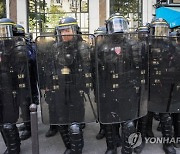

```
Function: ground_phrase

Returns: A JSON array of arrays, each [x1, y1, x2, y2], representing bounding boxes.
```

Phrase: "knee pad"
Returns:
[[2, 123, 15, 131], [123, 121, 134, 129], [160, 114, 172, 123], [122, 121, 135, 134], [69, 123, 80, 134], [59, 125, 68, 132]]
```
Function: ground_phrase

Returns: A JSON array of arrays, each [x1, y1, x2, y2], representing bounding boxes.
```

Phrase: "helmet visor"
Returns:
[[107, 18, 128, 34], [56, 25, 77, 35], [0, 25, 13, 37]]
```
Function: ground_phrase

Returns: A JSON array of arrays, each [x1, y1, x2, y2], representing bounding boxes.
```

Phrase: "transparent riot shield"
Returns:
[[0, 37, 32, 125], [148, 36, 180, 113], [36, 34, 97, 125], [96, 33, 148, 124]]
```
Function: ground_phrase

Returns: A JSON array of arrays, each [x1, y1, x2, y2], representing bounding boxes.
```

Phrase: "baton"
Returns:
[[86, 93, 97, 119]]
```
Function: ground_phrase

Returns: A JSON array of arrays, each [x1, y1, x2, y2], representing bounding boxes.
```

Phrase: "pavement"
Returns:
[[1, 110, 180, 154]]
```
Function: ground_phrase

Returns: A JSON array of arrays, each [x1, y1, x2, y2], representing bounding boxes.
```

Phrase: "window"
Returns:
[[0, 0, 6, 18], [28, 0, 89, 37], [110, 0, 142, 31], [56, 0, 61, 3], [172, 0, 180, 4]]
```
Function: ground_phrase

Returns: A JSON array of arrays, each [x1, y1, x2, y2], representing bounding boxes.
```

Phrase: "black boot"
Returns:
[[2, 123, 21, 154], [96, 123, 105, 140], [80, 123, 86, 129], [69, 123, 84, 154], [163, 144, 176, 154], [121, 121, 135, 154], [59, 125, 71, 154], [134, 116, 147, 154], [20, 122, 31, 140], [45, 125, 58, 137], [157, 122, 162, 132], [160, 113, 176, 154], [104, 124, 117, 154], [172, 113, 180, 148], [115, 124, 121, 147], [146, 112, 154, 137], [153, 112, 160, 121], [18, 124, 26, 131]]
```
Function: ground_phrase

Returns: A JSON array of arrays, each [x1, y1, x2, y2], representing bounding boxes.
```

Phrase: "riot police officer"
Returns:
[[134, 24, 155, 154], [14, 24, 39, 140], [96, 13, 147, 154], [148, 18, 177, 154], [171, 30, 180, 148], [94, 26, 106, 140], [94, 26, 106, 42], [0, 18, 21, 154], [45, 125, 58, 137], [36, 16, 94, 154], [58, 17, 91, 154], [56, 16, 93, 154]]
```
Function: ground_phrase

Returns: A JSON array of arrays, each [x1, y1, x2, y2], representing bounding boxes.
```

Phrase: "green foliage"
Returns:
[[48, 5, 62, 13], [0, 1, 5, 18], [29, 0, 47, 31], [46, 5, 65, 29], [112, 0, 139, 15], [110, 0, 142, 27], [81, 0, 88, 12], [28, 0, 66, 32]]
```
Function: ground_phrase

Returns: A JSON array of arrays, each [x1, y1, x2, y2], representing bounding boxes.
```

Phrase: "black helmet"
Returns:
[[150, 18, 169, 36], [106, 13, 129, 34], [15, 24, 25, 36], [0, 18, 16, 37], [0, 18, 15, 25], [56, 16, 80, 35], [25, 33, 33, 42], [94, 26, 106, 36], [177, 30, 180, 42], [137, 24, 150, 38], [137, 23, 150, 33]]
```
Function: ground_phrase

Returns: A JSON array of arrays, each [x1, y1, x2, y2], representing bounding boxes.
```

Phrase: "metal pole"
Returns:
[[3, 0, 6, 17], [26, 0, 29, 33], [75, 0, 77, 19], [35, 0, 38, 37], [30, 104, 39, 154]]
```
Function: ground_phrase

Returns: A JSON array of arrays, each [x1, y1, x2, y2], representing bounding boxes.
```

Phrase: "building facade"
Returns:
[[6, 0, 171, 36]]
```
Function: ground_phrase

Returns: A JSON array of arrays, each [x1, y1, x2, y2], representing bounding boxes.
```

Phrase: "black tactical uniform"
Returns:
[[172, 31, 180, 148], [0, 18, 29, 154], [14, 24, 39, 140], [58, 17, 93, 154], [148, 18, 177, 154], [36, 17, 95, 154], [96, 13, 148, 154]]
